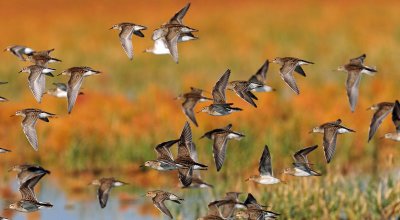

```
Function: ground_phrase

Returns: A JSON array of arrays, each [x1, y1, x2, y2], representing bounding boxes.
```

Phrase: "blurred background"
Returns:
[[0, 0, 400, 219]]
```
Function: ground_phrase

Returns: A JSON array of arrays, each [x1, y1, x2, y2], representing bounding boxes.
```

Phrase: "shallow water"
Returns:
[[2, 180, 159, 220]]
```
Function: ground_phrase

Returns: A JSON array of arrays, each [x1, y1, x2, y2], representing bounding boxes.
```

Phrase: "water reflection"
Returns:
[[1, 178, 159, 220]]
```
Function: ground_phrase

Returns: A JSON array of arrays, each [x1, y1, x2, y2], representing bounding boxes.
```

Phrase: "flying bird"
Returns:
[[19, 65, 55, 103], [8, 164, 50, 186], [272, 57, 313, 95], [8, 166, 52, 212], [336, 54, 377, 112], [200, 124, 244, 171], [145, 3, 198, 63], [110, 22, 147, 60], [248, 60, 274, 92], [90, 177, 127, 208], [11, 109, 56, 151], [367, 102, 394, 142], [59, 66, 101, 113], [200, 69, 242, 116], [310, 119, 355, 163], [142, 139, 181, 171], [246, 145, 280, 184], [175, 122, 207, 187], [145, 190, 183, 219], [4, 45, 34, 61], [283, 145, 321, 177], [176, 87, 213, 126]]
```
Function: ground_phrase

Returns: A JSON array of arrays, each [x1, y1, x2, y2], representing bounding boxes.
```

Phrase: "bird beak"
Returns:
[[9, 114, 15, 117], [379, 136, 385, 139], [196, 110, 202, 113], [7, 168, 13, 172], [18, 70, 22, 73], [57, 73, 62, 76], [308, 130, 313, 134], [366, 107, 372, 110], [245, 178, 250, 182], [139, 165, 145, 168]]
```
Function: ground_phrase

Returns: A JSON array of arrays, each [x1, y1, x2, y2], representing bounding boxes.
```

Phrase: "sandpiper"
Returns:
[[8, 164, 50, 186], [248, 60, 274, 92], [201, 124, 244, 172], [241, 193, 280, 219], [200, 69, 242, 116], [243, 193, 268, 210], [310, 119, 355, 163], [146, 24, 198, 63], [181, 143, 213, 188], [177, 87, 212, 127], [0, 148, 11, 153], [0, 81, 8, 101], [227, 80, 261, 107], [219, 192, 245, 219], [246, 145, 280, 185], [59, 66, 101, 113], [19, 65, 55, 103], [272, 57, 313, 95], [4, 45, 34, 61], [11, 108, 56, 151], [45, 82, 84, 98], [90, 177, 127, 208], [26, 53, 61, 67], [283, 145, 321, 177], [142, 139, 181, 171], [198, 200, 239, 220], [9, 167, 52, 212], [110, 22, 147, 60], [145, 190, 183, 219], [175, 122, 207, 187], [367, 102, 394, 142], [384, 100, 400, 141], [337, 54, 377, 112]]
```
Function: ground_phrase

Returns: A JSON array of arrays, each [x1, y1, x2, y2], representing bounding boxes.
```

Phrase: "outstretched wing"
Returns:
[[346, 71, 362, 112], [258, 145, 273, 176], [169, 3, 191, 25], [119, 26, 134, 60], [22, 114, 39, 151], [212, 69, 230, 104], [67, 73, 84, 113]]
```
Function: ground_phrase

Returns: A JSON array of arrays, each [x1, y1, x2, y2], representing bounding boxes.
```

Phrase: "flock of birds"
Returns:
[[0, 2, 399, 220]]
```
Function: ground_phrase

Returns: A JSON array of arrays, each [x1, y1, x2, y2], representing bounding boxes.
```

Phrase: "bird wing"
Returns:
[[153, 197, 173, 219], [182, 97, 199, 126], [155, 139, 179, 161], [280, 63, 300, 94], [236, 89, 257, 107], [19, 173, 46, 201], [368, 104, 393, 141], [323, 127, 339, 163], [165, 28, 180, 63], [178, 166, 193, 187], [67, 73, 84, 113], [176, 122, 194, 162], [258, 145, 273, 176], [213, 133, 229, 171], [27, 68, 44, 103], [169, 3, 190, 24], [293, 145, 318, 165], [22, 114, 39, 151], [119, 25, 134, 60], [98, 182, 112, 208], [349, 54, 366, 65], [249, 60, 269, 84], [212, 69, 230, 104], [393, 100, 400, 133], [346, 70, 362, 112]]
